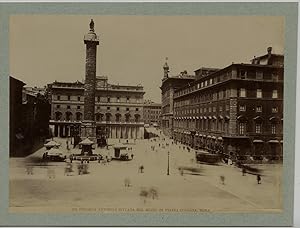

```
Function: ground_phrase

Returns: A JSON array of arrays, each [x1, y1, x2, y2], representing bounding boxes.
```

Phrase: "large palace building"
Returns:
[[172, 47, 283, 160], [47, 76, 145, 140]]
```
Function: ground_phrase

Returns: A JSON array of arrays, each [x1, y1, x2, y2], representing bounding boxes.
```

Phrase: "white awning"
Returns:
[[253, 139, 264, 143], [79, 138, 94, 145], [44, 140, 60, 147], [268, 139, 279, 143]]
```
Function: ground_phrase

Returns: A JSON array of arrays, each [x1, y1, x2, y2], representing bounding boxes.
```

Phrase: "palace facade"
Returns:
[[47, 76, 145, 140], [172, 47, 283, 159]]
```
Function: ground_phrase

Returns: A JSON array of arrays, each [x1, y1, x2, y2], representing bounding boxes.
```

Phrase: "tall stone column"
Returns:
[[81, 19, 99, 141]]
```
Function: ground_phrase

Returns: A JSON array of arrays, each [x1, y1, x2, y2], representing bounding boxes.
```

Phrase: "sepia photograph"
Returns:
[[9, 14, 285, 215]]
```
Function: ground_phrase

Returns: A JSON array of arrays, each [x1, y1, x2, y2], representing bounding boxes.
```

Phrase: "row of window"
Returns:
[[55, 105, 140, 112], [239, 105, 278, 113], [239, 70, 279, 81], [238, 88, 278, 98], [174, 89, 280, 109], [239, 123, 277, 135], [54, 111, 141, 122], [175, 105, 278, 115], [55, 95, 142, 103], [176, 73, 231, 97], [174, 120, 278, 135], [175, 70, 280, 97]]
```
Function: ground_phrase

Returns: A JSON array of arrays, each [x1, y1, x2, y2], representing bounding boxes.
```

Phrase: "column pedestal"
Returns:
[[80, 120, 97, 143]]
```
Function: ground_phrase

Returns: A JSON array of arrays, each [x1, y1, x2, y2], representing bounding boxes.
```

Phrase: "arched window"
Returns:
[[125, 113, 131, 122], [55, 112, 62, 121], [134, 114, 140, 122], [115, 113, 121, 122], [95, 113, 103, 122], [66, 111, 73, 121], [76, 112, 82, 121], [106, 113, 112, 122]]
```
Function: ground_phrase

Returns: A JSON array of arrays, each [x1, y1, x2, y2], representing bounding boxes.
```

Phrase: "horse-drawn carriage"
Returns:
[[195, 151, 221, 164]]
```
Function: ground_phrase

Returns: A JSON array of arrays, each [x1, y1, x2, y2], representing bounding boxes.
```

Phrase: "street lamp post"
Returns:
[[167, 151, 170, 175]]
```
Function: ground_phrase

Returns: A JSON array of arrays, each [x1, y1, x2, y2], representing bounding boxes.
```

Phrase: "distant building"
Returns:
[[160, 60, 195, 137], [10, 77, 51, 157], [143, 100, 161, 126], [47, 76, 145, 140], [173, 47, 283, 160]]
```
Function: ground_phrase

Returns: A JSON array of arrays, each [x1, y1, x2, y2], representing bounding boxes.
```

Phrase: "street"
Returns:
[[9, 129, 282, 213]]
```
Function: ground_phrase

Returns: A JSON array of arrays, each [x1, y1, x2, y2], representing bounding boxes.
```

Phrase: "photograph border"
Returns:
[[0, 2, 297, 226]]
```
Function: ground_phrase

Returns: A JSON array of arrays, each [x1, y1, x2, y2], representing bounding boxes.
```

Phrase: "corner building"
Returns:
[[160, 60, 195, 137], [48, 76, 145, 140], [173, 48, 283, 160]]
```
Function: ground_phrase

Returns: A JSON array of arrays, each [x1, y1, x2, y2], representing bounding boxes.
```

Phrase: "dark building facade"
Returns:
[[10, 77, 51, 157], [143, 100, 161, 126], [160, 60, 195, 137], [173, 47, 283, 160], [10, 77, 25, 156]]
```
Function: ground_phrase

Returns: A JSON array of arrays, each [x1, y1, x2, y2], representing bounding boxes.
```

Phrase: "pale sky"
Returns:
[[10, 15, 284, 103]]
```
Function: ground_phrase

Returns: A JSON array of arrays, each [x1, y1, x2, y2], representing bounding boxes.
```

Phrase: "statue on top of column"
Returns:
[[89, 19, 94, 32]]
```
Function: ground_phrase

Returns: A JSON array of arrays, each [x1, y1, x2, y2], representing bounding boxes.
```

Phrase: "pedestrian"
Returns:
[[220, 175, 225, 185], [78, 164, 83, 175], [124, 178, 131, 187], [242, 167, 246, 176], [26, 165, 33, 175], [131, 154, 134, 160], [65, 162, 73, 176], [257, 174, 261, 184], [179, 168, 184, 176]]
